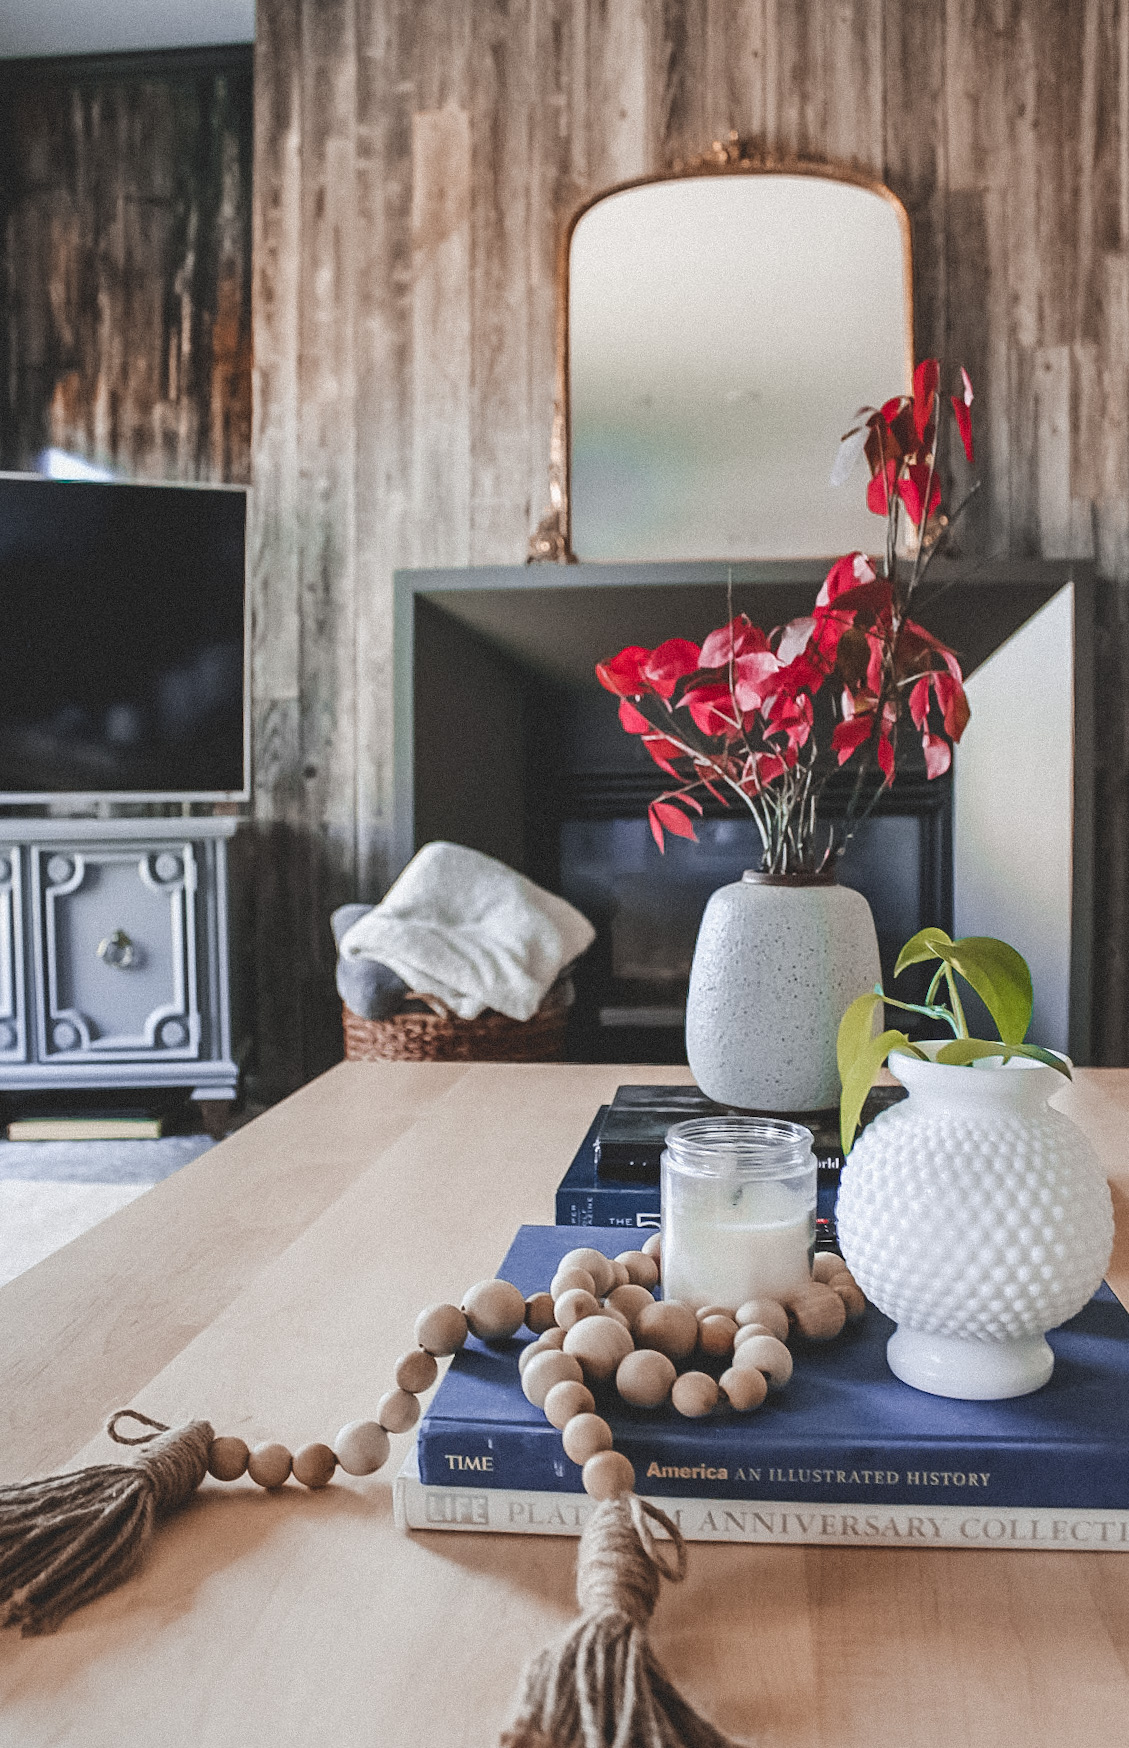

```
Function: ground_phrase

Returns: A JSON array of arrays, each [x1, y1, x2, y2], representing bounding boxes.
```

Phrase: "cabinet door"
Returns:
[[31, 844, 201, 1061], [0, 847, 26, 1061]]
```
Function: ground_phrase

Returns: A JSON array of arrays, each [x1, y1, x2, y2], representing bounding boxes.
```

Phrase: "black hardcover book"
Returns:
[[592, 1082, 907, 1183]]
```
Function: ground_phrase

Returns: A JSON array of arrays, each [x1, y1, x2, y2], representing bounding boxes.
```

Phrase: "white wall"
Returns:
[[0, 0, 254, 57], [953, 585, 1074, 1053]]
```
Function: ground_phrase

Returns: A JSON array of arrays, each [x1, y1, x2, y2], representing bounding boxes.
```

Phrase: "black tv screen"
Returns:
[[0, 475, 247, 800]]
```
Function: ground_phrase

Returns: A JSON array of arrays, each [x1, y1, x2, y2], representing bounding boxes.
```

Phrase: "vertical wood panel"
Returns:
[[0, 53, 252, 481], [469, 0, 534, 564], [410, 105, 472, 565], [586, 0, 650, 185], [704, 0, 768, 143], [353, 0, 415, 902]]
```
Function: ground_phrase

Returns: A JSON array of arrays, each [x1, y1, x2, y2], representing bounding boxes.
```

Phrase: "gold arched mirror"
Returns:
[[532, 154, 913, 563]]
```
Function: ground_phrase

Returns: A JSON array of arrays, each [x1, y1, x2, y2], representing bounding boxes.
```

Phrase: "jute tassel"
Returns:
[[500, 1493, 743, 1748], [0, 1411, 213, 1636]]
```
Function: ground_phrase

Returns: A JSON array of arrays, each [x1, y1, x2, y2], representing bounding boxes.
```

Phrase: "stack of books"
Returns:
[[553, 1084, 905, 1239], [396, 1224, 1129, 1550]]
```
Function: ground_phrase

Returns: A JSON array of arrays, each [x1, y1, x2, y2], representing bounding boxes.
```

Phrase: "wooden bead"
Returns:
[[247, 1442, 292, 1489], [550, 1267, 597, 1300], [524, 1292, 557, 1334], [554, 1287, 602, 1330], [521, 1349, 584, 1408], [599, 1304, 632, 1331], [543, 1379, 596, 1429], [697, 1314, 739, 1358], [615, 1348, 676, 1408], [563, 1315, 634, 1382], [734, 1297, 790, 1342], [581, 1450, 636, 1500], [719, 1366, 769, 1412], [732, 1333, 793, 1389], [830, 1275, 867, 1320], [334, 1420, 391, 1476], [633, 1299, 698, 1362], [377, 1388, 421, 1434], [641, 1232, 662, 1261], [291, 1442, 337, 1489], [394, 1349, 439, 1394], [733, 1321, 776, 1350], [462, 1278, 527, 1342], [562, 1412, 614, 1465], [415, 1303, 469, 1356], [695, 1303, 735, 1321], [518, 1329, 565, 1374], [671, 1371, 719, 1418], [558, 1247, 616, 1297], [609, 1259, 631, 1288], [615, 1249, 660, 1289], [207, 1435, 249, 1481], [812, 1251, 847, 1283], [787, 1282, 847, 1341], [606, 1283, 654, 1327]]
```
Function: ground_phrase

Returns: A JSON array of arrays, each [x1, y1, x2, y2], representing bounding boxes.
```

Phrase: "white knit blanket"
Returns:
[[337, 842, 596, 1022]]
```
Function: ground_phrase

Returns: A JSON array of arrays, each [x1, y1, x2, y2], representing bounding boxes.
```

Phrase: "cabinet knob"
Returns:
[[97, 929, 136, 969]]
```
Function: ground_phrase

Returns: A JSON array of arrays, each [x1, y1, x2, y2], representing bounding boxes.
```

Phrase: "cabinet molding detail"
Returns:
[[0, 818, 237, 1099]]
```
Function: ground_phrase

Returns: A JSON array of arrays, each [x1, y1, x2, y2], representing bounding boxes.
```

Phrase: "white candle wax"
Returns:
[[662, 1180, 814, 1311]]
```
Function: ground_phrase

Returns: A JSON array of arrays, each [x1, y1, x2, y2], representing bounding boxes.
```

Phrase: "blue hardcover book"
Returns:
[[555, 1110, 661, 1229], [417, 1224, 1129, 1511], [555, 1110, 839, 1236]]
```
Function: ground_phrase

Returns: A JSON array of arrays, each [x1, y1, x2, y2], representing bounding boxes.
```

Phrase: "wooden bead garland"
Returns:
[[0, 1230, 867, 1721], [160, 1248, 866, 1509]]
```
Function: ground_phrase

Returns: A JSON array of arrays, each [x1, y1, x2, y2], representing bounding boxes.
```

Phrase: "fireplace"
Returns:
[[395, 559, 1088, 1062]]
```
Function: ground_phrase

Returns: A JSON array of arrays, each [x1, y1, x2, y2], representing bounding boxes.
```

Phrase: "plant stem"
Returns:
[[943, 966, 969, 1037]]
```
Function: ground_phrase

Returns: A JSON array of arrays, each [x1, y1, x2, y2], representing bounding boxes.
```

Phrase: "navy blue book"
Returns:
[[555, 1110, 661, 1230], [555, 1110, 839, 1240], [417, 1224, 1129, 1511]]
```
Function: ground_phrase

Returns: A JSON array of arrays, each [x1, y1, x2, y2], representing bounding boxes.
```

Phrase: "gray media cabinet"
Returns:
[[0, 817, 238, 1108]]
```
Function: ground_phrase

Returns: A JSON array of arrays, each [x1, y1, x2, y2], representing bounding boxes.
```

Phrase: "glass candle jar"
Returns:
[[660, 1116, 817, 1310]]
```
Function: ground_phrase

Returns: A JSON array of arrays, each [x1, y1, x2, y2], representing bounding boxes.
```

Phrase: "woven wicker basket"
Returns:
[[341, 988, 570, 1064]]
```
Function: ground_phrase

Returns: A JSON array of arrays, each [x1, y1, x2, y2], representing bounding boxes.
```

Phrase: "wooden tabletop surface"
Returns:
[[2, 1060, 1129, 1747]]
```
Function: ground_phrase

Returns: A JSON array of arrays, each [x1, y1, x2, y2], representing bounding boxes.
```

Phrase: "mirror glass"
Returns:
[[568, 174, 911, 562]]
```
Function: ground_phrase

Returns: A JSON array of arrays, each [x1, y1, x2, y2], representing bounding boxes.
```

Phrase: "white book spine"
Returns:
[[394, 1469, 1129, 1551]]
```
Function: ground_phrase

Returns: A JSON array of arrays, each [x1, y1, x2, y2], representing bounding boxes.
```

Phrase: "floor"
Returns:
[[0, 1136, 215, 1287]]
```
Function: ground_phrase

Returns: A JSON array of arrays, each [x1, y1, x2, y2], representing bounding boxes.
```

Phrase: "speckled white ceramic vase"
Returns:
[[684, 872, 881, 1111], [836, 1047, 1114, 1399]]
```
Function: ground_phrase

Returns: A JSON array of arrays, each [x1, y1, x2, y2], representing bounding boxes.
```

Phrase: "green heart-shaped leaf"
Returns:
[[836, 991, 884, 1079], [933, 1037, 1070, 1076], [840, 1030, 926, 1154], [944, 937, 1033, 1045], [894, 926, 956, 978]]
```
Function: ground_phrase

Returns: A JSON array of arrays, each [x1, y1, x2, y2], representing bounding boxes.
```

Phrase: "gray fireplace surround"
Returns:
[[393, 557, 1092, 1064]]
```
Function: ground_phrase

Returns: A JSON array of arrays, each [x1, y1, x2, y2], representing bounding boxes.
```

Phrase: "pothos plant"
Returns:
[[837, 927, 1072, 1153], [596, 360, 979, 871]]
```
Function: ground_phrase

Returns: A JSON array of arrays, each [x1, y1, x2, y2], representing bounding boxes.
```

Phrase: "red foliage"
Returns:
[[596, 359, 977, 858]]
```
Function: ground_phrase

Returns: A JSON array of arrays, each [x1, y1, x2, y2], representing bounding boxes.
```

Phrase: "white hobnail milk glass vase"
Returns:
[[836, 1045, 1114, 1400], [685, 871, 881, 1112]]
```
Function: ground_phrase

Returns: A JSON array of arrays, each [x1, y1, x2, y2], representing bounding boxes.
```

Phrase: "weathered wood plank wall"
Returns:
[[250, 0, 1129, 1093], [0, 49, 253, 482], [4, 10, 1129, 1096]]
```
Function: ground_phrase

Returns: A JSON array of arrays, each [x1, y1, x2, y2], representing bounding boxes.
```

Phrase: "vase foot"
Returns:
[[886, 1327, 1054, 1400]]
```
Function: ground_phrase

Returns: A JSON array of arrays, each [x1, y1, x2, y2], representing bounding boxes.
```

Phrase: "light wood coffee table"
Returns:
[[2, 1061, 1129, 1747]]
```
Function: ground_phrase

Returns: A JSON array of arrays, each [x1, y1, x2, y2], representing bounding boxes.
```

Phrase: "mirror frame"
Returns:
[[528, 136, 915, 564]]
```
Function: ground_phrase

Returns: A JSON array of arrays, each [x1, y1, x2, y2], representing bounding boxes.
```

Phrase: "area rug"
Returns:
[[0, 1136, 214, 1288]]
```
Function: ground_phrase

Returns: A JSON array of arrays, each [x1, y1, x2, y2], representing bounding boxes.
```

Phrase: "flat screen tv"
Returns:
[[0, 474, 248, 802]]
